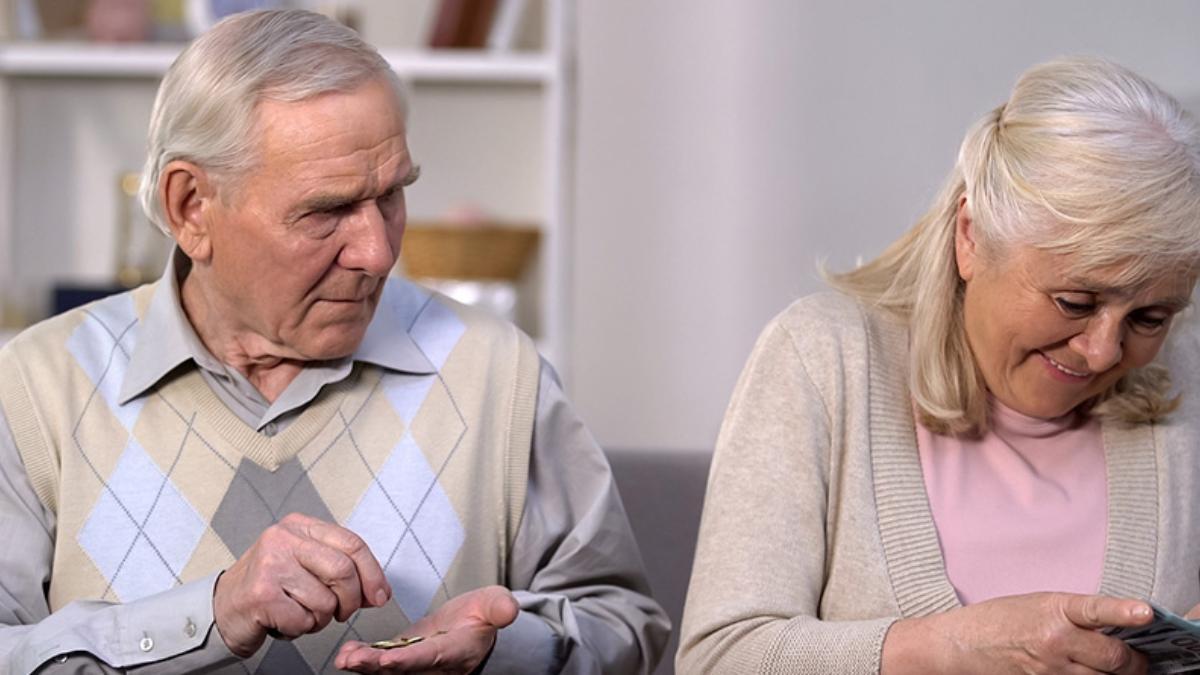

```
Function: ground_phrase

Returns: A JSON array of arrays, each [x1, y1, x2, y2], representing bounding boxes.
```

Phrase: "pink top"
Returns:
[[916, 400, 1107, 605]]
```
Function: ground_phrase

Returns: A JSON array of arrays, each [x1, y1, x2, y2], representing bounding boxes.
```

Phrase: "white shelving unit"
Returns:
[[0, 42, 554, 82], [0, 0, 575, 372]]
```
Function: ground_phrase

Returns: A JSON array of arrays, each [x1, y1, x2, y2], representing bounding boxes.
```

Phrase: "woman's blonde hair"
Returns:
[[827, 57, 1200, 436]]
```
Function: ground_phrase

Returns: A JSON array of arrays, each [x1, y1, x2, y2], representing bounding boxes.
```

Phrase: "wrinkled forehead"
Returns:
[[1040, 247, 1199, 301], [1044, 243, 1197, 290], [241, 76, 408, 163]]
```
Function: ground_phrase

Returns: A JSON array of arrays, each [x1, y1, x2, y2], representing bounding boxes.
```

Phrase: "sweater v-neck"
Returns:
[[157, 364, 370, 471], [863, 306, 1159, 615]]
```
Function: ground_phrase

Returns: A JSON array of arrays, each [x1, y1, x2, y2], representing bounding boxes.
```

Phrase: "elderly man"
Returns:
[[0, 9, 668, 675]]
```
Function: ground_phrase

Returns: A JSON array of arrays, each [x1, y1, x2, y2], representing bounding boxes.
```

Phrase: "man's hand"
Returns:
[[883, 592, 1154, 674], [334, 586, 519, 674], [213, 512, 392, 658]]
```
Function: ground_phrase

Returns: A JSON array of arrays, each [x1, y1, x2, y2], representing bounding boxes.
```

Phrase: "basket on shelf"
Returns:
[[400, 222, 541, 281]]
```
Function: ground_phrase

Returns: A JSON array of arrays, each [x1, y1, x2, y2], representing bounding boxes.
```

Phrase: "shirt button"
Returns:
[[184, 619, 197, 638], [54, 655, 68, 664], [140, 635, 154, 652], [263, 422, 278, 437]]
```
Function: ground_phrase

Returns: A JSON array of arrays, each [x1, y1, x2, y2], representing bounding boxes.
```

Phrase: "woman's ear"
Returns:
[[160, 160, 216, 263], [954, 195, 978, 282]]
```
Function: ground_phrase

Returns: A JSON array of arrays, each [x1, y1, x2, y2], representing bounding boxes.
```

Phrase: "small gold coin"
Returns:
[[370, 636, 425, 649]]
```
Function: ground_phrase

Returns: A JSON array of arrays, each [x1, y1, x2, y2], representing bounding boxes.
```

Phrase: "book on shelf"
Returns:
[[486, 0, 528, 51], [430, 0, 497, 49], [429, 0, 531, 51]]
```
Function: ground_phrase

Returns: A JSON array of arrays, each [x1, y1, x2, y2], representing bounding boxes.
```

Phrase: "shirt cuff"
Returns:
[[15, 573, 236, 674], [479, 609, 561, 675]]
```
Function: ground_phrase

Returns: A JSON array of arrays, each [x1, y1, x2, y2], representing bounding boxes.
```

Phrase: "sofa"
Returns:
[[605, 447, 712, 675]]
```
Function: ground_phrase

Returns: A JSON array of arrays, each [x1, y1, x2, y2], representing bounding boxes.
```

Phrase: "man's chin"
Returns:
[[294, 323, 371, 361]]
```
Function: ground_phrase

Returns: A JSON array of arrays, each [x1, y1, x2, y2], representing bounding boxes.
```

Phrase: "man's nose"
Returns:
[[340, 201, 400, 277], [1067, 314, 1124, 373]]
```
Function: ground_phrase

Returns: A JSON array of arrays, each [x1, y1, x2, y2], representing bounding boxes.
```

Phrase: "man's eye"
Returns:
[[1054, 297, 1094, 316], [301, 213, 338, 238]]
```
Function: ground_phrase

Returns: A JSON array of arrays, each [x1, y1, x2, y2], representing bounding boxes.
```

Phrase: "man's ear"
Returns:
[[954, 195, 978, 282], [160, 161, 216, 263]]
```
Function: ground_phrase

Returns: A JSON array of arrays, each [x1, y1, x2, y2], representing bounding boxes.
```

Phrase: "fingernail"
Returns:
[[1135, 604, 1152, 618], [375, 589, 388, 606]]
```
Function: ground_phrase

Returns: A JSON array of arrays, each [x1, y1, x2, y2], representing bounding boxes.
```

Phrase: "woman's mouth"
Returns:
[[1039, 352, 1091, 380]]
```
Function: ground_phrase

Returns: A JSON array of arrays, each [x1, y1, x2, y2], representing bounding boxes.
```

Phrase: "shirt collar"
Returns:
[[119, 249, 434, 404], [353, 279, 436, 374]]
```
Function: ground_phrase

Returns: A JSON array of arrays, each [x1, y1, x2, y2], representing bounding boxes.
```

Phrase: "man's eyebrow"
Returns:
[[287, 193, 356, 222], [286, 164, 421, 224]]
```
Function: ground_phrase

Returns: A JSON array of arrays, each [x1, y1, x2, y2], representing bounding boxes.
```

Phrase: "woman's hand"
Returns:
[[882, 592, 1153, 675]]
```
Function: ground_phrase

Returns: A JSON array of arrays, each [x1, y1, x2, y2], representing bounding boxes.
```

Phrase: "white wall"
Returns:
[[570, 1, 1200, 450]]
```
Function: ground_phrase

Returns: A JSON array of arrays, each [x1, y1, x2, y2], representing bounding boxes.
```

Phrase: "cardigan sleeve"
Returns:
[[677, 317, 896, 674]]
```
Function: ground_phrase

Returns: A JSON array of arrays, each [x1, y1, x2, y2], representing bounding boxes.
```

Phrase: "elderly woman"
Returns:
[[677, 57, 1200, 674]]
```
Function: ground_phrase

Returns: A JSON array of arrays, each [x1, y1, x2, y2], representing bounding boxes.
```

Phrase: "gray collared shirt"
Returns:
[[0, 254, 669, 674]]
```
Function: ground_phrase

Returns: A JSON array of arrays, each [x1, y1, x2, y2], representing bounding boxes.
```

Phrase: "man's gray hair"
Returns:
[[138, 9, 406, 234]]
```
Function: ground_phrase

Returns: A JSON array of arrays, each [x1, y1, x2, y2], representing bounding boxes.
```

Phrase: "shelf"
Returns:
[[0, 0, 573, 371], [0, 42, 555, 84]]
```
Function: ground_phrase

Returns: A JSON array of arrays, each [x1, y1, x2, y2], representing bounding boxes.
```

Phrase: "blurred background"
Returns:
[[0, 0, 1198, 454]]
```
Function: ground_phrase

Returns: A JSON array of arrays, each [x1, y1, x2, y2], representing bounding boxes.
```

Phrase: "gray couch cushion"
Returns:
[[605, 447, 711, 675]]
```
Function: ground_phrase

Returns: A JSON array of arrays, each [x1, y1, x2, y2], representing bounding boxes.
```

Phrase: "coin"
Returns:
[[370, 636, 424, 649]]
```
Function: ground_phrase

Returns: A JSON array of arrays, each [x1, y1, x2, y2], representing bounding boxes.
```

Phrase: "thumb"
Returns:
[[1064, 595, 1152, 629], [1185, 604, 1200, 621], [477, 586, 519, 629]]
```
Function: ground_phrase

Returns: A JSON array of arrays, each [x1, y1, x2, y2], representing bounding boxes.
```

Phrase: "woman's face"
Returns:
[[956, 212, 1194, 420]]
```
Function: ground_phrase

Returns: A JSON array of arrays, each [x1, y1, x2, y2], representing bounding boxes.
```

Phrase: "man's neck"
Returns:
[[178, 268, 303, 403]]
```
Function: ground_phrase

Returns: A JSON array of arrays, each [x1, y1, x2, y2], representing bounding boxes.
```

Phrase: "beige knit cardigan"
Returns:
[[678, 292, 1200, 674]]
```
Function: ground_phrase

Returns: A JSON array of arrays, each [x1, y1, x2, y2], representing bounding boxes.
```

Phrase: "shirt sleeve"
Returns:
[[482, 362, 671, 675], [0, 409, 238, 675]]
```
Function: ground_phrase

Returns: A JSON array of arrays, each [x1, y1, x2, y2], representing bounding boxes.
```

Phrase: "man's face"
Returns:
[[199, 77, 414, 361]]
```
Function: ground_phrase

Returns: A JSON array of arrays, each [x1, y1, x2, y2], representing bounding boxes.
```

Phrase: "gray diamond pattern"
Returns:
[[257, 639, 314, 675], [211, 457, 337, 557]]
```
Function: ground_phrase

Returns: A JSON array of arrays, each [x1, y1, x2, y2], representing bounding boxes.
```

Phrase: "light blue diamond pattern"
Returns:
[[76, 486, 140, 583], [112, 536, 181, 602], [407, 480, 463, 578], [66, 293, 143, 433], [76, 438, 206, 602], [390, 534, 447, 621], [386, 277, 431, 324], [410, 298, 466, 371], [383, 374, 435, 427], [346, 432, 465, 620]]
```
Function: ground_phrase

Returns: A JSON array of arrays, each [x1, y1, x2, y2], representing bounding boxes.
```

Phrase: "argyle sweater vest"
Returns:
[[0, 278, 539, 673]]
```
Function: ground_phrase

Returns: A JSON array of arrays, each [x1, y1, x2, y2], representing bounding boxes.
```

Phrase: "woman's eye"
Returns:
[[1054, 297, 1094, 316], [1129, 311, 1170, 334]]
